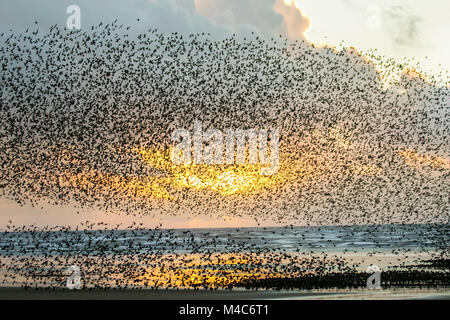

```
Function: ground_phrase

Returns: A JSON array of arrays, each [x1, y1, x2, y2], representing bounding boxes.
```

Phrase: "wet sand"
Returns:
[[0, 287, 448, 300], [0, 251, 447, 290]]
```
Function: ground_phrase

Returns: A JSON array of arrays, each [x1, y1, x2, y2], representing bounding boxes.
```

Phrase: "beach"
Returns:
[[0, 287, 448, 300], [0, 224, 448, 293]]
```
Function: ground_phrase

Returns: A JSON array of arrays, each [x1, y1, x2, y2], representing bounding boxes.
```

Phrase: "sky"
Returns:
[[0, 0, 448, 229], [1, 0, 448, 74], [296, 0, 450, 77]]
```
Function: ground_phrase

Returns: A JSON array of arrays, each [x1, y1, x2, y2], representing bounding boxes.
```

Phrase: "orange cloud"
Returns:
[[274, 0, 310, 40], [398, 150, 450, 170]]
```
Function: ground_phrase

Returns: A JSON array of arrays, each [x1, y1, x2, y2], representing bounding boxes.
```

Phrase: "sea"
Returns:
[[0, 223, 448, 256]]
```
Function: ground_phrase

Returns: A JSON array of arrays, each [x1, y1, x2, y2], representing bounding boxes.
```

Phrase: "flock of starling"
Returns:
[[0, 20, 448, 289]]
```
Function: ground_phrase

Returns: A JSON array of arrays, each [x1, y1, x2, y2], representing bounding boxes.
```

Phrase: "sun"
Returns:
[[138, 147, 279, 196], [211, 171, 254, 195]]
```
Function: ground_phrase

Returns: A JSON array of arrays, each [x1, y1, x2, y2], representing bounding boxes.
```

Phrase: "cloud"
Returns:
[[195, 0, 284, 35], [384, 5, 423, 47], [274, 0, 310, 40], [194, 0, 309, 40], [0, 0, 225, 37], [0, 0, 310, 40]]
